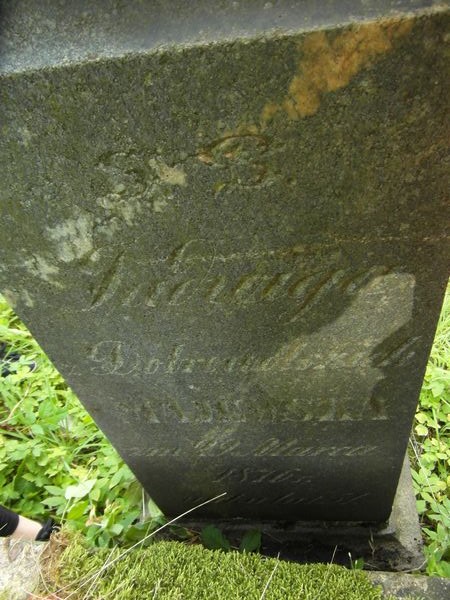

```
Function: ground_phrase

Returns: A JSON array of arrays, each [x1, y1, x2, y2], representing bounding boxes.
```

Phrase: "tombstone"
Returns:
[[0, 0, 448, 566]]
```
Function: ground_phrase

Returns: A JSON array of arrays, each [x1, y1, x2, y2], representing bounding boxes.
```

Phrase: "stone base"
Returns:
[[0, 539, 44, 600], [368, 572, 450, 600], [182, 455, 424, 571]]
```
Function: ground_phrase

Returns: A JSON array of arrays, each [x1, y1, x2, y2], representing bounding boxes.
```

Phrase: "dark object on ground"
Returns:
[[0, 505, 58, 541], [0, 341, 36, 376], [36, 519, 59, 542]]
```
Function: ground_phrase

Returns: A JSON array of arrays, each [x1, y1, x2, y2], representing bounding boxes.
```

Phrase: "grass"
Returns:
[[0, 282, 449, 582], [39, 533, 393, 600]]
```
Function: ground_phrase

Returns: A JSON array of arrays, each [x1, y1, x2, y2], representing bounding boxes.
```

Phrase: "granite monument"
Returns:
[[0, 0, 448, 539]]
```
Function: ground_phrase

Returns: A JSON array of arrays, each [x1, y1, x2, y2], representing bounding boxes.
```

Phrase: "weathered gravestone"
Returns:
[[0, 0, 448, 558]]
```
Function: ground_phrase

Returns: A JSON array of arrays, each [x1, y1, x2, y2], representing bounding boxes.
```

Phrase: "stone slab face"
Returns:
[[0, 1, 448, 522]]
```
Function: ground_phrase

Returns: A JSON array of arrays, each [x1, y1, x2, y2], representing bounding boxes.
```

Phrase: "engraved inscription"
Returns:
[[126, 439, 378, 459], [86, 240, 384, 312], [114, 393, 386, 424], [183, 491, 370, 507], [127, 445, 183, 458], [213, 468, 313, 485], [197, 132, 269, 189], [89, 340, 395, 376], [87, 273, 415, 424], [89, 270, 414, 379], [194, 437, 378, 458], [85, 236, 438, 313], [90, 252, 124, 309]]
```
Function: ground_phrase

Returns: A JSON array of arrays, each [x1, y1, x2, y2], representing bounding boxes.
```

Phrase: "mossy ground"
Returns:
[[39, 534, 396, 600]]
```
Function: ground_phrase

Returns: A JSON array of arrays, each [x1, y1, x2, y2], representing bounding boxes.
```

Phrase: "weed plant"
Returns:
[[0, 285, 449, 573], [410, 283, 450, 577]]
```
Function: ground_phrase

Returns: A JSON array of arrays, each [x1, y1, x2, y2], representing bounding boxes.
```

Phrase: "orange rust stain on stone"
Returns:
[[262, 17, 414, 124]]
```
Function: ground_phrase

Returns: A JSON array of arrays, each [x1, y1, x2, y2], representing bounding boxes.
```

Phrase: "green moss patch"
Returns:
[[43, 537, 393, 599]]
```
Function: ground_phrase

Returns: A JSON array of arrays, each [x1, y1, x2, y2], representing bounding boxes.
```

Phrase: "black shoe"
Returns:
[[35, 518, 59, 542]]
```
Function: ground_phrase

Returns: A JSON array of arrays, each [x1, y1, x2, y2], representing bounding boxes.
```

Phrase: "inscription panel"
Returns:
[[85, 241, 392, 314], [1, 3, 448, 523], [125, 440, 379, 459]]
